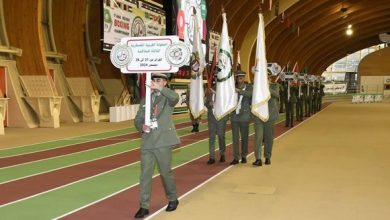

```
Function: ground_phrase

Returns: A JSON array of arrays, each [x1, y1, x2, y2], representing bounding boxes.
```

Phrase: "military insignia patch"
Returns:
[[166, 42, 190, 67], [110, 44, 132, 68]]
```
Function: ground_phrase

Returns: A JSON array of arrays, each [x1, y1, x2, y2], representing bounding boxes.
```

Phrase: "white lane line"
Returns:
[[0, 123, 196, 169], [0, 128, 134, 153], [0, 119, 193, 158]]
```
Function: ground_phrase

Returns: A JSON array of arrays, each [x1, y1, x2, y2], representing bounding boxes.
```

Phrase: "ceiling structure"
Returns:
[[204, 0, 390, 75]]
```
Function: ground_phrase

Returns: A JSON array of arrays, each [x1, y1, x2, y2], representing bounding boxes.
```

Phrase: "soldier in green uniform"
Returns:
[[230, 70, 253, 165], [253, 74, 280, 166], [278, 81, 285, 113], [134, 73, 180, 218], [285, 79, 297, 127], [301, 82, 308, 118], [312, 81, 319, 114], [295, 81, 303, 121], [307, 81, 314, 116], [205, 80, 228, 164], [186, 85, 201, 132], [318, 82, 325, 110]]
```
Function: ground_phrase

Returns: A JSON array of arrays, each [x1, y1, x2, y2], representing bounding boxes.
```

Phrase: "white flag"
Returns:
[[214, 12, 237, 120], [189, 19, 206, 119], [251, 13, 270, 122]]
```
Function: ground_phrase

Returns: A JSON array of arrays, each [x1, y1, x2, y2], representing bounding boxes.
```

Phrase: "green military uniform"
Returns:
[[307, 83, 314, 116], [231, 82, 253, 163], [301, 83, 308, 117], [285, 81, 297, 127], [312, 83, 319, 113], [278, 82, 285, 113], [318, 83, 325, 110], [134, 86, 180, 209], [206, 86, 228, 163], [253, 83, 279, 164], [295, 83, 304, 121]]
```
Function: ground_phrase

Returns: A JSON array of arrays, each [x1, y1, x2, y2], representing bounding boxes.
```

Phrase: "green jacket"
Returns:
[[135, 87, 181, 149], [231, 83, 253, 122]]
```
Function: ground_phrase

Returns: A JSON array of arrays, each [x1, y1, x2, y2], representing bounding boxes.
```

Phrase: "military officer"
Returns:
[[307, 81, 314, 117], [278, 80, 285, 113], [285, 79, 297, 127], [230, 70, 253, 165], [134, 73, 180, 218], [295, 81, 304, 121], [205, 80, 229, 164], [312, 81, 319, 114], [318, 82, 325, 110], [301, 82, 308, 117], [253, 73, 280, 166]]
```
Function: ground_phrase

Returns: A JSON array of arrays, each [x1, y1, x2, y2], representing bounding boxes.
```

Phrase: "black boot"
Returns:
[[194, 123, 199, 132], [134, 208, 149, 218], [191, 124, 196, 132]]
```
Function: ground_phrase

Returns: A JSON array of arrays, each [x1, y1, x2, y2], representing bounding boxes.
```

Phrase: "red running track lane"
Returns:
[[0, 125, 230, 206], [0, 120, 206, 168], [61, 104, 330, 220], [59, 122, 293, 219]]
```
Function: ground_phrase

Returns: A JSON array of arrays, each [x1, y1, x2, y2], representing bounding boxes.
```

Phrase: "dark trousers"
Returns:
[[307, 98, 312, 116], [208, 114, 227, 159], [279, 96, 285, 113], [295, 98, 303, 121], [285, 101, 295, 127], [254, 119, 275, 160], [311, 97, 317, 114], [318, 97, 323, 110], [231, 121, 249, 160]]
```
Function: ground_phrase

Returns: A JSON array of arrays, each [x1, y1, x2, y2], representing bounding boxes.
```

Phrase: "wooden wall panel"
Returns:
[[357, 47, 390, 77], [208, 0, 390, 76], [52, 0, 90, 77], [3, 0, 49, 76], [88, 0, 121, 79]]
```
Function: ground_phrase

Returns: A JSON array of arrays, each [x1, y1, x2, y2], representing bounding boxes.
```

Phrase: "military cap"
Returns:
[[235, 70, 246, 77], [152, 73, 171, 80]]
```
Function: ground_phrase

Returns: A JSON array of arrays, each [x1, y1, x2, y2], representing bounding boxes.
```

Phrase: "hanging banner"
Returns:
[[176, 0, 207, 54], [208, 30, 234, 63], [103, 0, 166, 51], [324, 83, 347, 94]]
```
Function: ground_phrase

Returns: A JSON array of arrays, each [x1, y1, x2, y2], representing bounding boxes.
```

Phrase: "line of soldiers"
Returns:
[[280, 79, 325, 127], [186, 70, 325, 167], [201, 69, 280, 167]]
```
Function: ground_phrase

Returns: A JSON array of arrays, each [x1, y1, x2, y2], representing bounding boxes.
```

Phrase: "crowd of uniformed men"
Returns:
[[189, 70, 325, 166]]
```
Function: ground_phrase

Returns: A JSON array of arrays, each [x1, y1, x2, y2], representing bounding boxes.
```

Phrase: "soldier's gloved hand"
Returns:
[[142, 124, 151, 133], [235, 88, 241, 93]]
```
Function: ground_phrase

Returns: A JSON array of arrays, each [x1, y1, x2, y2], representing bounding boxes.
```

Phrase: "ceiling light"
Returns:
[[346, 28, 353, 36]]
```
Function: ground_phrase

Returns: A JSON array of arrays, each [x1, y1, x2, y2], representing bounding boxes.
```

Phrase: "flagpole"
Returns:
[[144, 72, 151, 133]]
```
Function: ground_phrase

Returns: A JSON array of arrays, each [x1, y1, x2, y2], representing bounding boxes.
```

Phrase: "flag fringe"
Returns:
[[189, 106, 206, 119]]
